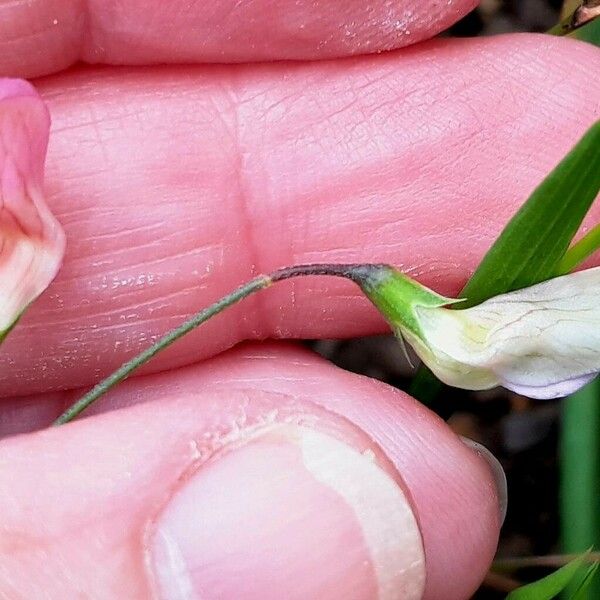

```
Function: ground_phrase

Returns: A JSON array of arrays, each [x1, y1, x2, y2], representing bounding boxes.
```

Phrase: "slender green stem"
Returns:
[[53, 263, 385, 425], [53, 275, 270, 425], [560, 378, 600, 598], [557, 223, 600, 274], [494, 552, 600, 572]]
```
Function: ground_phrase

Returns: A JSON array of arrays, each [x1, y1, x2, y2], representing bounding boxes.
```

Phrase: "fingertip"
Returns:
[[1, 0, 477, 77], [0, 343, 505, 598], [461, 436, 508, 526], [0, 0, 83, 79], [0, 77, 37, 100], [158, 342, 504, 599], [57, 342, 504, 599], [149, 423, 426, 600]]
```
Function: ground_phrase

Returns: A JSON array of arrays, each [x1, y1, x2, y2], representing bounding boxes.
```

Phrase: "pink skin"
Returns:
[[0, 2, 599, 598], [0, 343, 500, 600], [0, 0, 477, 78], [1, 35, 599, 396]]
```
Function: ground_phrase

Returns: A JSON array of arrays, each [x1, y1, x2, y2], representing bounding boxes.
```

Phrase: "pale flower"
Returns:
[[363, 266, 600, 399], [0, 79, 65, 341]]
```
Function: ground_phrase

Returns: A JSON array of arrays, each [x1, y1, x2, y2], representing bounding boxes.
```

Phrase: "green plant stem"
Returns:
[[557, 223, 600, 274], [494, 552, 600, 571], [560, 378, 600, 598], [408, 364, 442, 405], [53, 275, 268, 425], [53, 263, 384, 425]]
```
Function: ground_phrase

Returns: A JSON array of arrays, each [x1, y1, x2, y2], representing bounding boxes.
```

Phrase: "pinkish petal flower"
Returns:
[[0, 79, 65, 341], [362, 266, 600, 400]]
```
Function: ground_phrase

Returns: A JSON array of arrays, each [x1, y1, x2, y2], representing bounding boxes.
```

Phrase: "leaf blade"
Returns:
[[460, 120, 600, 308], [568, 11, 600, 46], [505, 553, 591, 600], [410, 120, 600, 400]]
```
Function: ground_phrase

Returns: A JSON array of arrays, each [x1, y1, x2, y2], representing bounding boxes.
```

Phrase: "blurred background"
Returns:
[[313, 2, 600, 597], [450, 0, 563, 36]]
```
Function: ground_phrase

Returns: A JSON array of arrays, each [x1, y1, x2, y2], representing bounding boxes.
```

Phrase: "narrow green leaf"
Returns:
[[570, 563, 600, 599], [506, 553, 590, 600], [568, 14, 600, 46], [459, 120, 600, 308], [560, 378, 600, 599], [411, 121, 600, 401], [557, 223, 600, 274]]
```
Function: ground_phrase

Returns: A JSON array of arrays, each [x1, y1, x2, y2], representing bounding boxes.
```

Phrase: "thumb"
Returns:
[[0, 343, 505, 599]]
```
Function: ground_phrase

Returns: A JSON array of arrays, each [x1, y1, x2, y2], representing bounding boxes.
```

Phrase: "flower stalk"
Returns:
[[53, 263, 392, 425], [54, 262, 600, 425]]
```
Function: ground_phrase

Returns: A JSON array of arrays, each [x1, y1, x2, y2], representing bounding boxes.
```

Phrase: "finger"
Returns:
[[0, 343, 504, 600], [0, 0, 477, 79], [2, 35, 599, 397]]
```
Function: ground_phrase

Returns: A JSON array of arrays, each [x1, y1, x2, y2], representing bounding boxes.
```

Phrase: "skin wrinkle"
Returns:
[[14, 285, 207, 331], [0, 0, 477, 77], [221, 76, 275, 342], [0, 36, 598, 396]]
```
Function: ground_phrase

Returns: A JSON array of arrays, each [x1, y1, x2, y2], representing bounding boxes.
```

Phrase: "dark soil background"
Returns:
[[314, 2, 576, 597]]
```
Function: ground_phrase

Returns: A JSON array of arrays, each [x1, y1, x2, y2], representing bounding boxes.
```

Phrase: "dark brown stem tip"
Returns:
[[269, 263, 392, 288]]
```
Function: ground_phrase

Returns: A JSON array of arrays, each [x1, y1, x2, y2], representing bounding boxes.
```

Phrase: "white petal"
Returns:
[[504, 373, 596, 400], [410, 267, 600, 397]]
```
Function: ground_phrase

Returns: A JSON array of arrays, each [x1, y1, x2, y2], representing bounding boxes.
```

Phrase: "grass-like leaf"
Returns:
[[571, 563, 600, 599], [505, 552, 592, 599], [557, 222, 600, 274], [560, 378, 600, 599], [568, 15, 600, 46], [410, 120, 600, 400], [459, 120, 600, 308], [549, 4, 600, 45]]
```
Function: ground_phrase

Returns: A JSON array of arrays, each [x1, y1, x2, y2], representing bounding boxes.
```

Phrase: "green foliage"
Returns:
[[571, 564, 600, 600], [410, 120, 600, 400], [505, 553, 597, 600], [558, 223, 600, 274], [459, 120, 600, 308], [567, 13, 600, 46], [560, 378, 600, 599], [549, 4, 600, 44]]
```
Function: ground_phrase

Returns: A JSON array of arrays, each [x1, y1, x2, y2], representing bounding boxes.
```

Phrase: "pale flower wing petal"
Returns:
[[414, 267, 600, 399], [0, 79, 65, 340], [473, 267, 600, 398], [504, 373, 597, 400]]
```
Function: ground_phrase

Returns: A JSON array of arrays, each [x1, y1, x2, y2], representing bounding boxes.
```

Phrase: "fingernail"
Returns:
[[460, 437, 508, 525], [149, 425, 426, 600]]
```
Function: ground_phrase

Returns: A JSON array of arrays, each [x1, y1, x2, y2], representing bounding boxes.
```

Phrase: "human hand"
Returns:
[[1, 1, 599, 598]]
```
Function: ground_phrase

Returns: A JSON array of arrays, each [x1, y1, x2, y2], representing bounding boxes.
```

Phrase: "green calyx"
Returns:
[[52, 261, 460, 426], [357, 267, 462, 340]]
